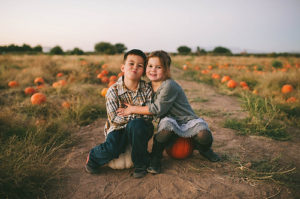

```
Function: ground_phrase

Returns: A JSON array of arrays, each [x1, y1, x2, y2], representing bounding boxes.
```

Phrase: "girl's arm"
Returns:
[[117, 103, 153, 116]]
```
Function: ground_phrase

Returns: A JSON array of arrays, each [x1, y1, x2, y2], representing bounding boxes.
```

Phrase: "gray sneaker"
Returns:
[[85, 164, 100, 174], [133, 167, 147, 178]]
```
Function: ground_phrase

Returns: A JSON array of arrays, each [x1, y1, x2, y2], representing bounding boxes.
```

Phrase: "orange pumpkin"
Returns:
[[211, 73, 220, 79], [182, 65, 188, 71], [252, 89, 258, 95], [108, 81, 116, 87], [194, 66, 200, 71], [227, 80, 238, 88], [97, 73, 104, 79], [101, 70, 109, 76], [242, 86, 250, 90], [52, 82, 60, 88], [201, 70, 209, 74], [109, 75, 118, 82], [34, 77, 45, 85], [24, 87, 36, 95], [166, 137, 193, 159], [101, 88, 108, 97], [221, 76, 231, 83], [117, 72, 124, 77], [281, 84, 293, 94], [56, 72, 64, 77], [239, 81, 248, 87], [8, 81, 19, 88], [58, 80, 67, 86], [31, 93, 46, 105], [207, 65, 213, 70], [101, 76, 109, 84], [286, 97, 297, 103], [62, 101, 71, 108], [101, 64, 108, 69]]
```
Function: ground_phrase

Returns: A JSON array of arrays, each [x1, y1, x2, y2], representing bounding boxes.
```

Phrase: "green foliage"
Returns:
[[94, 42, 116, 54], [70, 47, 84, 55], [114, 43, 127, 54], [50, 46, 64, 55], [224, 93, 288, 140], [212, 46, 232, 55], [271, 60, 283, 68], [0, 44, 43, 54], [177, 45, 192, 55]]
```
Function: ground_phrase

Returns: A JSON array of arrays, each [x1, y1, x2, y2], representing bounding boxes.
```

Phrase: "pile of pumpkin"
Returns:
[[96, 64, 124, 97]]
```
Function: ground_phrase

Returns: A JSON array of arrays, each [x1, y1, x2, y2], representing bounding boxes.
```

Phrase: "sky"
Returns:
[[1, 0, 300, 53]]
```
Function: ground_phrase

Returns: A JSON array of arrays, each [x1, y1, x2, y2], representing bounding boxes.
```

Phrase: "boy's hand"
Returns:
[[117, 103, 134, 116]]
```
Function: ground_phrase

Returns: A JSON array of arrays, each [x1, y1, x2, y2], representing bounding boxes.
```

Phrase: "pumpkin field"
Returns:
[[0, 54, 299, 198]]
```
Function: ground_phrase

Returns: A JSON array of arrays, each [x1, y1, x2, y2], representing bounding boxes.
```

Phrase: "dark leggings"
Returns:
[[155, 129, 213, 152]]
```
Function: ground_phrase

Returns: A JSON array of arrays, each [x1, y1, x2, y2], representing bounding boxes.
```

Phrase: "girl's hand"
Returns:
[[117, 103, 134, 116]]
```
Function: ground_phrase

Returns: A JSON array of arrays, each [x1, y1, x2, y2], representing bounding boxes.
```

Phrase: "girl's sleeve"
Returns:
[[148, 81, 178, 117], [106, 88, 131, 125]]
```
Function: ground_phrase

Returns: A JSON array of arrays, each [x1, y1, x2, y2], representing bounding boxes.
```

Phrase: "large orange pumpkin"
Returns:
[[31, 93, 46, 105], [281, 84, 293, 94], [166, 137, 193, 159], [286, 97, 297, 103], [24, 87, 36, 95], [97, 73, 104, 79], [227, 80, 238, 88], [101, 70, 109, 76], [8, 81, 19, 88]]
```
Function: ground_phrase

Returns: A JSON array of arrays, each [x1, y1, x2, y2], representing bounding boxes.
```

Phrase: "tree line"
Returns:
[[0, 42, 299, 57]]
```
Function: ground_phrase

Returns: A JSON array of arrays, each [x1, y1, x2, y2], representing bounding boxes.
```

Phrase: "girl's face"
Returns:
[[146, 57, 167, 82]]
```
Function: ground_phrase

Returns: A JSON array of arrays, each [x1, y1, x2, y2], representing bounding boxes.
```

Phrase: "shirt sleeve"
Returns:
[[106, 88, 131, 125], [148, 80, 178, 117]]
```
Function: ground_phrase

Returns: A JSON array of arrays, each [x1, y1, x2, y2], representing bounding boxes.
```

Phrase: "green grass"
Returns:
[[224, 93, 289, 140]]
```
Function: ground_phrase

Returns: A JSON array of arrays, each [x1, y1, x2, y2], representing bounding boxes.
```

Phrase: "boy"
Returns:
[[86, 49, 153, 178]]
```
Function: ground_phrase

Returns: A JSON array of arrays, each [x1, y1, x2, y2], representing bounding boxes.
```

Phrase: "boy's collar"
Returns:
[[117, 76, 143, 95]]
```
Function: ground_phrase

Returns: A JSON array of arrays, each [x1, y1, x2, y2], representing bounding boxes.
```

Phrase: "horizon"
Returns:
[[1, 0, 300, 53]]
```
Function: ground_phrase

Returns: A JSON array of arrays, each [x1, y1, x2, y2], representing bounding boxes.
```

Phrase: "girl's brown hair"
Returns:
[[147, 50, 172, 78]]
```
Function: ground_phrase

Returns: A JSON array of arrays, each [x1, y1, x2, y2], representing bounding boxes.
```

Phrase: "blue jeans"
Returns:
[[88, 119, 154, 168]]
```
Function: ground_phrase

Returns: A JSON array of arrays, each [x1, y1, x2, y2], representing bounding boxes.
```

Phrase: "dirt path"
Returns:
[[50, 74, 299, 198]]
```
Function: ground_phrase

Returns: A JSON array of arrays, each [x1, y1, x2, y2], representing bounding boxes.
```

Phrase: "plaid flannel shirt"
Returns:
[[104, 76, 153, 137]]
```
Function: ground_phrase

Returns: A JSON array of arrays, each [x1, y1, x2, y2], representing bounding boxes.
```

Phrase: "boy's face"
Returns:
[[121, 55, 145, 81]]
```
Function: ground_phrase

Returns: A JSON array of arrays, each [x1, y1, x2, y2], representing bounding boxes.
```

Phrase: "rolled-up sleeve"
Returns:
[[148, 81, 178, 117]]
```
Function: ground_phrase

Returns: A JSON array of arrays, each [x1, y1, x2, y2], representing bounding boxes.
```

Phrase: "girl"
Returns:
[[117, 50, 220, 174]]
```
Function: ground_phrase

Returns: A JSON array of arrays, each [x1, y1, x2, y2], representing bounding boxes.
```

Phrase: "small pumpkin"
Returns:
[[108, 145, 133, 169], [166, 137, 193, 159], [286, 97, 297, 103], [221, 76, 231, 83], [56, 72, 64, 77], [100, 88, 108, 97], [117, 72, 124, 77], [31, 93, 46, 105], [281, 84, 293, 94], [97, 73, 104, 79], [227, 80, 238, 88], [101, 70, 109, 76], [101, 76, 109, 84], [182, 65, 188, 71], [8, 81, 19, 88], [108, 81, 116, 88], [34, 77, 45, 85], [207, 65, 213, 70], [211, 73, 220, 79], [101, 64, 108, 69], [239, 81, 248, 87], [62, 101, 70, 108], [109, 75, 118, 82], [24, 87, 36, 95]]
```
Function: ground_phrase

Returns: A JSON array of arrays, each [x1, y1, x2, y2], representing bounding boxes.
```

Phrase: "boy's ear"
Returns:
[[121, 64, 125, 72]]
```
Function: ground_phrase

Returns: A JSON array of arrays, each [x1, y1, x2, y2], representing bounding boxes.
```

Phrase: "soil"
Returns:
[[50, 70, 300, 199]]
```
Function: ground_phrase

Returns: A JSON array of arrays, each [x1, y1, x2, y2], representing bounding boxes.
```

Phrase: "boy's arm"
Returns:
[[106, 88, 132, 125]]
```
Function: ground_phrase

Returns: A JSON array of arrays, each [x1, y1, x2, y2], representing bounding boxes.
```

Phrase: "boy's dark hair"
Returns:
[[123, 49, 147, 66]]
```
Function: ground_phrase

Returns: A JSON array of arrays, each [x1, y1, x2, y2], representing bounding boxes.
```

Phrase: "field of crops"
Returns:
[[0, 54, 299, 198]]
